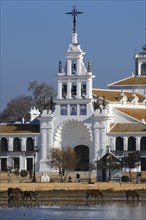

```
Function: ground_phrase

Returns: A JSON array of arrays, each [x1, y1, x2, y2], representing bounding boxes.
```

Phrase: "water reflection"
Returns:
[[0, 202, 145, 220]]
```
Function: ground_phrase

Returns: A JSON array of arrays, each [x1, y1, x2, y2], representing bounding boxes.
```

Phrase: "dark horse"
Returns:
[[23, 191, 37, 204], [126, 190, 139, 201], [7, 187, 23, 206], [86, 189, 103, 199]]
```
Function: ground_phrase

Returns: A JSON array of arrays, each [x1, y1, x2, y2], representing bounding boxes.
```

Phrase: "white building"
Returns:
[[0, 8, 146, 174]]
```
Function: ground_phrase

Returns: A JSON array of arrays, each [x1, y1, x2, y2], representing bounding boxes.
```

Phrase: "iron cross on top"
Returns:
[[66, 6, 83, 33]]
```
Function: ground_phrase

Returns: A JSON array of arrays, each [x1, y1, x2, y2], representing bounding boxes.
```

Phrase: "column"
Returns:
[[124, 137, 128, 151], [77, 81, 81, 98], [21, 137, 26, 151], [57, 81, 62, 99], [67, 60, 71, 75], [86, 78, 92, 99], [77, 57, 81, 75], [41, 129, 47, 161], [8, 138, 13, 151], [136, 137, 140, 151], [93, 121, 100, 160], [67, 80, 71, 99]]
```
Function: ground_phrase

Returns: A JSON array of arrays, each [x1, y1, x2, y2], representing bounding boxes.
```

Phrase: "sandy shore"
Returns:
[[0, 182, 146, 192]]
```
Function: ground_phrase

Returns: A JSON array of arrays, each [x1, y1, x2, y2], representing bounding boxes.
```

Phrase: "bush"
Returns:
[[121, 175, 129, 182], [20, 170, 28, 178]]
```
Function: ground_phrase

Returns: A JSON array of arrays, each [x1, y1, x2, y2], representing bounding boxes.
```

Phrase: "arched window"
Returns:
[[13, 138, 21, 152], [116, 137, 123, 151], [128, 136, 136, 151], [140, 137, 146, 151], [0, 138, 8, 151], [26, 137, 34, 151], [141, 63, 146, 75]]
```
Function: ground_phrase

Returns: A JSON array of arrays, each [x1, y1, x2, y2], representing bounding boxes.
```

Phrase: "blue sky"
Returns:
[[1, 0, 145, 111]]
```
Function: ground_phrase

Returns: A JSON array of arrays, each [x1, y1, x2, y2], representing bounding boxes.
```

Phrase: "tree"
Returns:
[[83, 162, 97, 183], [1, 81, 56, 122], [28, 81, 56, 111], [122, 152, 141, 182], [1, 95, 32, 123], [48, 147, 79, 182]]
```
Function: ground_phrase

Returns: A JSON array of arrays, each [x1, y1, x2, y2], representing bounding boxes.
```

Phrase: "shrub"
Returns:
[[20, 170, 28, 178], [121, 175, 129, 182]]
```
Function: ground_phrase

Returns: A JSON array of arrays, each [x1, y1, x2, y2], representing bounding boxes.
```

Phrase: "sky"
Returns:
[[1, 0, 146, 111]]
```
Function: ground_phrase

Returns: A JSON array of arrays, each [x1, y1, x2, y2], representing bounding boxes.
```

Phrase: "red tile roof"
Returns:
[[108, 76, 146, 86]]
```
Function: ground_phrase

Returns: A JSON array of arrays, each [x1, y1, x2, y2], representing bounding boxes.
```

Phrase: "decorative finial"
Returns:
[[58, 61, 62, 73], [66, 6, 83, 33]]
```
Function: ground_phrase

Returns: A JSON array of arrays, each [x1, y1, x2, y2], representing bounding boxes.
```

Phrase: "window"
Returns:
[[128, 137, 136, 151], [81, 83, 86, 97], [0, 138, 8, 151], [140, 137, 146, 151], [62, 84, 67, 98], [116, 137, 123, 151], [13, 138, 21, 152], [60, 105, 67, 115], [26, 138, 34, 151], [80, 104, 86, 115], [141, 63, 146, 75], [70, 105, 77, 115]]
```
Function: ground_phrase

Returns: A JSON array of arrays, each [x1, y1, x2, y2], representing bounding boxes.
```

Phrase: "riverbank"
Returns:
[[0, 182, 145, 207], [0, 182, 146, 192]]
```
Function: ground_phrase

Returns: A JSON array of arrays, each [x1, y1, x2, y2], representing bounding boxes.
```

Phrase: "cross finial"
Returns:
[[66, 6, 83, 33]]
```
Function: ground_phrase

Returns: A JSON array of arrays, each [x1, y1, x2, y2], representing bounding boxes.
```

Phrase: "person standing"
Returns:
[[76, 173, 80, 182]]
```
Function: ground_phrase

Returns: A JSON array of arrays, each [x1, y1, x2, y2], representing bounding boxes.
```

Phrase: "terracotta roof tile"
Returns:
[[0, 124, 40, 133], [92, 89, 144, 102], [115, 108, 146, 121], [108, 76, 146, 86], [109, 123, 146, 133]]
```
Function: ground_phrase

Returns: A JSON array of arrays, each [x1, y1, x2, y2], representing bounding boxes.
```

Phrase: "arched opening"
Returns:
[[74, 145, 89, 171], [26, 137, 34, 151], [116, 137, 123, 151], [140, 137, 146, 151], [0, 138, 8, 151], [13, 138, 21, 152], [128, 136, 136, 151], [141, 63, 146, 75]]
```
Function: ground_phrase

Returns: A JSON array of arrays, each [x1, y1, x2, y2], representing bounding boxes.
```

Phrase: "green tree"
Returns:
[[122, 152, 141, 182], [48, 147, 79, 182]]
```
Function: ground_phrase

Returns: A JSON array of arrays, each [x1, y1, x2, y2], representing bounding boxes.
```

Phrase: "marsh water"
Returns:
[[0, 202, 145, 220]]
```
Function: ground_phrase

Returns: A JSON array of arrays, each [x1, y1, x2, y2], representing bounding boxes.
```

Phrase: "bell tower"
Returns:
[[56, 6, 95, 117], [135, 44, 146, 76]]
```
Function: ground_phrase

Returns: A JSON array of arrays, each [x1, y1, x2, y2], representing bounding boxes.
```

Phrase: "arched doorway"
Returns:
[[75, 145, 89, 171]]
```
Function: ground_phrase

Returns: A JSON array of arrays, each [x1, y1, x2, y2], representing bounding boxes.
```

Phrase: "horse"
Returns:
[[7, 187, 23, 207], [23, 191, 37, 205], [7, 187, 23, 197], [86, 189, 103, 199], [126, 190, 139, 201]]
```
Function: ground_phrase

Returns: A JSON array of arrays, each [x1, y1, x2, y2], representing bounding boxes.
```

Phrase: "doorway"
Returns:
[[13, 158, 20, 170], [1, 158, 7, 171], [75, 145, 89, 171], [26, 158, 33, 171]]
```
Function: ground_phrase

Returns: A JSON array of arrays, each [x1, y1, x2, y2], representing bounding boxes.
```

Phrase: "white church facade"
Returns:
[[0, 7, 146, 174]]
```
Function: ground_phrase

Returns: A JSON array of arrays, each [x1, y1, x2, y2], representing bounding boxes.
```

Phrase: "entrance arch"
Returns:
[[75, 145, 89, 171]]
